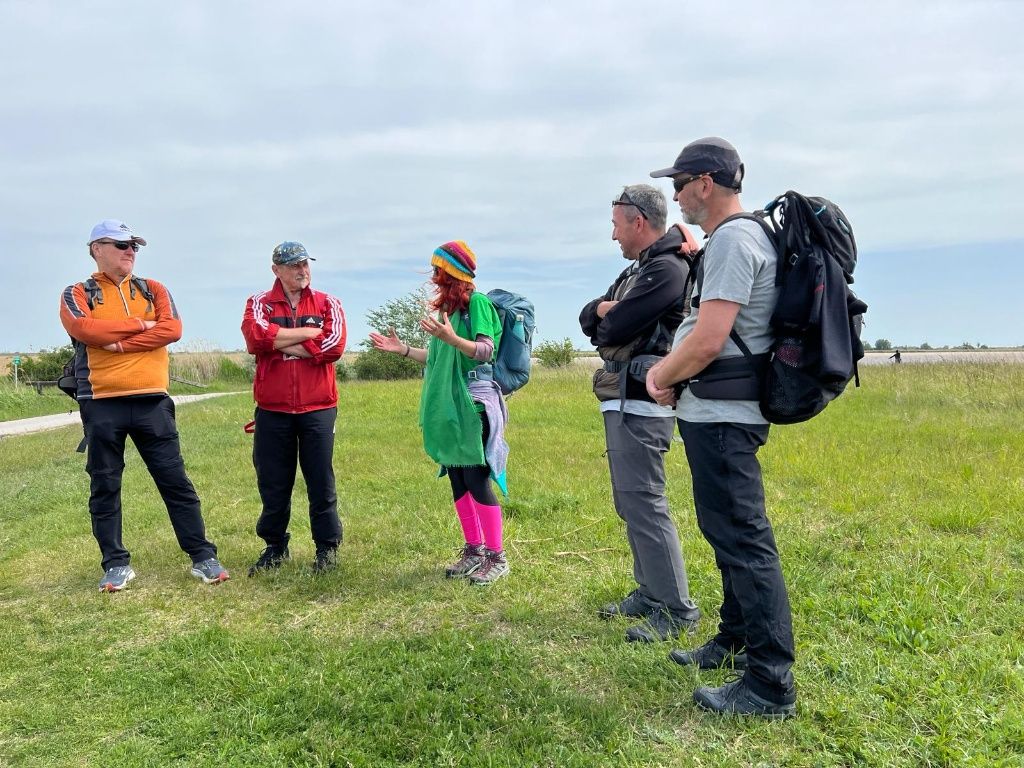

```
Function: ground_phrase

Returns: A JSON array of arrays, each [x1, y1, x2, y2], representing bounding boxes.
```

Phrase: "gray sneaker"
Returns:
[[468, 549, 509, 586], [98, 565, 136, 593], [445, 544, 485, 579], [191, 557, 230, 584]]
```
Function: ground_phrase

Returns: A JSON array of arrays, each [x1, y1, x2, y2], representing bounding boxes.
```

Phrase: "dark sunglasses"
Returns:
[[672, 174, 708, 193], [612, 191, 649, 220], [98, 240, 140, 252]]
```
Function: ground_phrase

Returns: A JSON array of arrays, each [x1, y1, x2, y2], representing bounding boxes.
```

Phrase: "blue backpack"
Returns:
[[463, 289, 535, 396]]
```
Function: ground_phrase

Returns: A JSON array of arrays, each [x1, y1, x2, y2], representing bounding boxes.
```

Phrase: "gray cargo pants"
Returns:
[[603, 410, 698, 613]]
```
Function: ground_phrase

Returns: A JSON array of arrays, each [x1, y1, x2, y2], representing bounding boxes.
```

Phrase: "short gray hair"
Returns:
[[615, 184, 667, 232]]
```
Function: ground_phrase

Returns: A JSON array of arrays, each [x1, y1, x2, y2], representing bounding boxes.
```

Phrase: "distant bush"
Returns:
[[874, 338, 892, 351], [14, 345, 72, 382], [218, 356, 252, 383], [920, 342, 932, 350], [353, 349, 423, 380], [535, 338, 575, 368], [335, 358, 352, 383]]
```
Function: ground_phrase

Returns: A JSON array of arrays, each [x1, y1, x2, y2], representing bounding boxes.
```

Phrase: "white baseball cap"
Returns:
[[88, 219, 147, 246]]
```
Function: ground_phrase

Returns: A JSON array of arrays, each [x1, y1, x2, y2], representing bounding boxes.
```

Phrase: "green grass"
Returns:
[[1, 364, 1023, 766]]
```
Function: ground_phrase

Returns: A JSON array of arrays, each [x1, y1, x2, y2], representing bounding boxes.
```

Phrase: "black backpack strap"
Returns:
[[82, 278, 103, 309], [130, 276, 154, 313]]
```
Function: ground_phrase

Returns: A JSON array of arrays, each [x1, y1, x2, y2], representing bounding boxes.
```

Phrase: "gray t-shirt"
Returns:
[[674, 217, 778, 424]]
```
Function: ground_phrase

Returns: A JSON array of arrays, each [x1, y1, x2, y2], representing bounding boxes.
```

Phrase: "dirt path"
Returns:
[[0, 392, 245, 438]]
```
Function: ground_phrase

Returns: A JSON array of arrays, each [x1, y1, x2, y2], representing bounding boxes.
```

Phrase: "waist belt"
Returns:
[[603, 359, 654, 376]]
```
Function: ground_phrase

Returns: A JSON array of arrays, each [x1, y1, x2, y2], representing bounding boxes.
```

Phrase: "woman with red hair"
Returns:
[[370, 241, 510, 585]]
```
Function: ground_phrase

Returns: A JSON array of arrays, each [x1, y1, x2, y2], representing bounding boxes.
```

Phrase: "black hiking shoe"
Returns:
[[693, 676, 796, 719], [669, 638, 747, 670], [312, 547, 338, 574], [625, 606, 701, 643], [248, 544, 290, 577], [598, 589, 659, 620]]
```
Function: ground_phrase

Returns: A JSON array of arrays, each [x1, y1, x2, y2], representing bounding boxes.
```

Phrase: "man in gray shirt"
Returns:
[[646, 137, 796, 719]]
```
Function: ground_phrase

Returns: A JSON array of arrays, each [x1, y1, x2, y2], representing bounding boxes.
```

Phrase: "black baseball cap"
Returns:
[[650, 136, 745, 191]]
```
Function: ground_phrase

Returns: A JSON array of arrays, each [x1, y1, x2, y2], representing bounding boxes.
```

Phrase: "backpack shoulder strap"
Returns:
[[81, 277, 103, 309], [129, 276, 154, 313]]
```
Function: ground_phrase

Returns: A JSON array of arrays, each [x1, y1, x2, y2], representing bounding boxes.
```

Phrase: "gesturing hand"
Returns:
[[420, 312, 457, 345], [368, 327, 405, 354]]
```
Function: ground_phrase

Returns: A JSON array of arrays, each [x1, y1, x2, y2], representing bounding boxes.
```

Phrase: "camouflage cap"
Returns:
[[272, 241, 316, 265]]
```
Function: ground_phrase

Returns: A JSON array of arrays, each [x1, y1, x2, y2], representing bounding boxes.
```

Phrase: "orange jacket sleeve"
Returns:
[[60, 283, 147, 346], [116, 280, 183, 352]]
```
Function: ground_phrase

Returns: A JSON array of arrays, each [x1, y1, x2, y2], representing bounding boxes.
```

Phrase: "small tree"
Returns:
[[862, 340, 873, 350], [920, 342, 932, 350], [874, 338, 892, 351], [535, 338, 575, 368], [356, 287, 432, 380], [16, 345, 73, 381]]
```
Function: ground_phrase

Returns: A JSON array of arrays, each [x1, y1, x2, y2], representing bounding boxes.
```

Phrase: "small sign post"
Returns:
[[11, 355, 21, 389]]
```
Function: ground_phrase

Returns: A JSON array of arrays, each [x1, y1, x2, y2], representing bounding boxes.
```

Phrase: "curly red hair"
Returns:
[[429, 268, 474, 314]]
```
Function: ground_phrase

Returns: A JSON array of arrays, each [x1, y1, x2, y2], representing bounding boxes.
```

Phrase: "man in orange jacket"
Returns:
[[241, 242, 347, 575], [60, 219, 229, 592]]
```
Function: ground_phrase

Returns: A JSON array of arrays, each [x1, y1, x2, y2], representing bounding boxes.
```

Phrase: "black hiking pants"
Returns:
[[678, 420, 796, 703], [81, 395, 216, 571], [252, 406, 341, 551]]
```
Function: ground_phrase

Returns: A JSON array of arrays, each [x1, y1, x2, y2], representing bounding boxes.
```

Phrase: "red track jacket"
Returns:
[[241, 280, 347, 414]]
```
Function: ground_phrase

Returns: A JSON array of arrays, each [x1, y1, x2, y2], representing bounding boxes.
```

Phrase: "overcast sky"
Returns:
[[3, 0, 1021, 354]]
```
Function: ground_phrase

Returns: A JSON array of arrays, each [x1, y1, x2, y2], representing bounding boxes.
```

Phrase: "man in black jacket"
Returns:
[[579, 184, 702, 643]]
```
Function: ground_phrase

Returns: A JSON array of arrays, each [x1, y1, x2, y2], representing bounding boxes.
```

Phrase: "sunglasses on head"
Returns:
[[612, 191, 649, 220], [672, 174, 708, 193], [98, 240, 140, 252]]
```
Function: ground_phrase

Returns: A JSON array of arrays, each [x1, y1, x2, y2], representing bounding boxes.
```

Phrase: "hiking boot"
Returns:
[[191, 557, 230, 584], [625, 606, 701, 643], [445, 543, 485, 579], [312, 547, 338, 574], [669, 638, 747, 670], [98, 565, 135, 593], [598, 589, 659, 620], [468, 549, 509, 586], [693, 676, 796, 719], [248, 545, 290, 577]]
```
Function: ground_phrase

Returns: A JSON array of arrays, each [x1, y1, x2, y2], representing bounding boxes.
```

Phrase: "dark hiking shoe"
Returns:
[[312, 548, 338, 574], [98, 565, 135, 593], [625, 606, 701, 643], [248, 545, 290, 577], [669, 638, 747, 670], [191, 557, 230, 584], [445, 544, 486, 579], [598, 589, 659, 620], [693, 676, 796, 719], [469, 549, 509, 586]]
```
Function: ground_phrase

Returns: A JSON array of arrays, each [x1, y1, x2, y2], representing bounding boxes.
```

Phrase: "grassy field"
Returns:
[[1, 364, 1022, 766]]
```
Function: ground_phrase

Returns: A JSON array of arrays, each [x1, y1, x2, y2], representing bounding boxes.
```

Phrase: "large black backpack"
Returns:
[[690, 192, 867, 424]]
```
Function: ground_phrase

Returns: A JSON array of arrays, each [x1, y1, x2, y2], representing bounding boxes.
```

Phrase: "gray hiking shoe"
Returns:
[[625, 606, 701, 643], [598, 589, 659, 620], [98, 565, 136, 593], [191, 557, 230, 584], [669, 638, 747, 670], [445, 544, 486, 579], [468, 549, 509, 586]]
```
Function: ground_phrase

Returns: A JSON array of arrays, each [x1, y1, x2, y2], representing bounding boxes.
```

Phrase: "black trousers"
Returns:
[[446, 410, 498, 506], [81, 395, 216, 571], [253, 406, 341, 550], [678, 420, 795, 702]]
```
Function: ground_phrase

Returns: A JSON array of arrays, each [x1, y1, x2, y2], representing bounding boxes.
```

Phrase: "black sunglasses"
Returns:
[[672, 174, 708, 193], [612, 191, 649, 220], [98, 240, 140, 252]]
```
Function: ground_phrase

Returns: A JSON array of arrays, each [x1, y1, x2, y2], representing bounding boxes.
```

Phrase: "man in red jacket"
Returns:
[[241, 241, 347, 575]]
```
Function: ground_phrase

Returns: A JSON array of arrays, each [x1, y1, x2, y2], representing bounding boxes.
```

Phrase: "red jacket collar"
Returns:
[[267, 278, 313, 304]]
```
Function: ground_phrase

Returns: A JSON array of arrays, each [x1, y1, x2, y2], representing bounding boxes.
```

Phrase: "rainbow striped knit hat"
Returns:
[[431, 240, 477, 282]]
